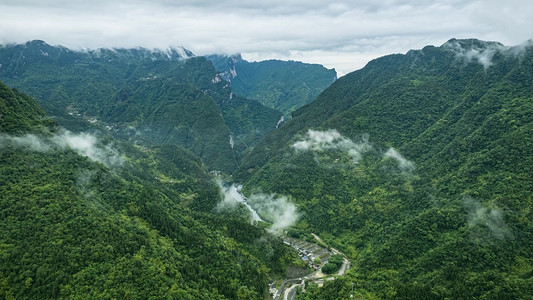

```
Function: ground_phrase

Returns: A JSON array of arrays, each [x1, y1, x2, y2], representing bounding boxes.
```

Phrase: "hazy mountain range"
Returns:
[[1, 38, 532, 299]]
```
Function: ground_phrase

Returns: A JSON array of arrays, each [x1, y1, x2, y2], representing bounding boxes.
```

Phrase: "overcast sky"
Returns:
[[1, 0, 532, 75]]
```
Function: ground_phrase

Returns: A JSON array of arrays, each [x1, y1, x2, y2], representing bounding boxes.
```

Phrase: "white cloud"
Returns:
[[248, 193, 300, 232], [443, 38, 533, 69], [0, 130, 124, 167], [463, 196, 512, 242], [1, 0, 532, 75], [216, 180, 246, 211], [383, 148, 415, 174], [293, 130, 416, 175], [51, 131, 124, 167], [293, 129, 372, 162], [4, 134, 51, 151], [216, 180, 299, 231], [443, 40, 504, 69]]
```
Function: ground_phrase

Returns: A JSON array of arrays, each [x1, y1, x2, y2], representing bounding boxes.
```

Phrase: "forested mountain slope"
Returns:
[[0, 83, 54, 133], [206, 54, 337, 116], [0, 81, 296, 299], [237, 39, 533, 298], [0, 41, 282, 172]]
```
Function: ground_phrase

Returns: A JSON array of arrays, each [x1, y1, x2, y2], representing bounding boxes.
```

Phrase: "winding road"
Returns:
[[227, 183, 352, 299], [273, 233, 351, 300]]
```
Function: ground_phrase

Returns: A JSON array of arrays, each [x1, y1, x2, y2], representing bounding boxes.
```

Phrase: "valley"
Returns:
[[223, 180, 353, 298], [1, 37, 532, 299], [273, 235, 351, 300]]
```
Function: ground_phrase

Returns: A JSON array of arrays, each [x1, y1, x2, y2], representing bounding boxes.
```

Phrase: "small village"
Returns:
[[282, 236, 331, 271], [268, 233, 350, 300]]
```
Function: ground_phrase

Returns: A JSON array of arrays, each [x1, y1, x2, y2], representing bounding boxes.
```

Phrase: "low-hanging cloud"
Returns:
[[293, 129, 416, 174], [383, 147, 415, 174], [463, 196, 512, 242], [444, 39, 533, 70], [443, 40, 505, 69], [0, 130, 123, 167], [3, 0, 533, 76], [216, 180, 263, 224], [248, 193, 300, 232], [216, 181, 240, 210], [76, 169, 98, 200], [216, 180, 299, 231], [3, 133, 52, 151], [292, 129, 372, 162]]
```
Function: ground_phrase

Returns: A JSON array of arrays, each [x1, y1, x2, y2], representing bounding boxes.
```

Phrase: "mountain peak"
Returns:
[[442, 38, 504, 50], [85, 46, 195, 61], [26, 40, 48, 46], [0, 41, 196, 65]]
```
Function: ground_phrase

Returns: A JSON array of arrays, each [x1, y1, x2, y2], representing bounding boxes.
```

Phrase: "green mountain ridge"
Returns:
[[0, 41, 283, 172], [0, 83, 54, 133], [2, 37, 533, 299], [236, 38, 533, 299], [0, 81, 297, 299], [206, 54, 337, 116]]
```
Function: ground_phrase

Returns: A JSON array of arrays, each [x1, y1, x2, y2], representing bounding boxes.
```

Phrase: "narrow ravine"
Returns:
[[228, 184, 263, 224]]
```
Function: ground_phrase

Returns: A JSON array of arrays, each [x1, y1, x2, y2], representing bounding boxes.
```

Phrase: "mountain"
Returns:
[[0, 40, 282, 172], [236, 39, 533, 298], [206, 54, 337, 116], [0, 82, 54, 133], [0, 81, 298, 299], [3, 37, 532, 299]]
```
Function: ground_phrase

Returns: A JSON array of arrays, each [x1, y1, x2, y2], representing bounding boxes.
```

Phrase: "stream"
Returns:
[[227, 184, 263, 224]]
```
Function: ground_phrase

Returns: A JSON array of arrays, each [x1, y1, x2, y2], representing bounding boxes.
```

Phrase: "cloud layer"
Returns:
[[384, 148, 415, 174], [216, 181, 263, 224], [1, 0, 532, 75], [443, 39, 533, 69], [293, 129, 372, 162], [216, 181, 299, 231], [293, 129, 415, 173], [0, 131, 124, 167], [463, 196, 512, 243], [248, 193, 300, 232]]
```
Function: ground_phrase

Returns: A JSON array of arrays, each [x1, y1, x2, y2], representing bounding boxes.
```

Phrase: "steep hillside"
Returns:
[[0, 40, 192, 114], [0, 82, 54, 133], [0, 41, 282, 172], [0, 81, 296, 299], [206, 54, 337, 116], [237, 39, 533, 299]]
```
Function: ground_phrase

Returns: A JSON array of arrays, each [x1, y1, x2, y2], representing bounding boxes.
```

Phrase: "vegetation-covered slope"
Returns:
[[206, 54, 337, 116], [237, 39, 533, 299], [0, 41, 282, 172], [0, 81, 296, 299], [0, 83, 54, 133]]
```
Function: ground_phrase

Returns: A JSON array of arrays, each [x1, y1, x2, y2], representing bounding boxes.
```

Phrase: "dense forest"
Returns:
[[206, 54, 337, 116], [0, 41, 288, 172], [237, 38, 533, 299], [0, 81, 299, 299], [1, 37, 532, 299]]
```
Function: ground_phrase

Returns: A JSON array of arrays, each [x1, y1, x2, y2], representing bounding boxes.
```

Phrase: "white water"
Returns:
[[228, 185, 263, 224], [276, 115, 285, 128]]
